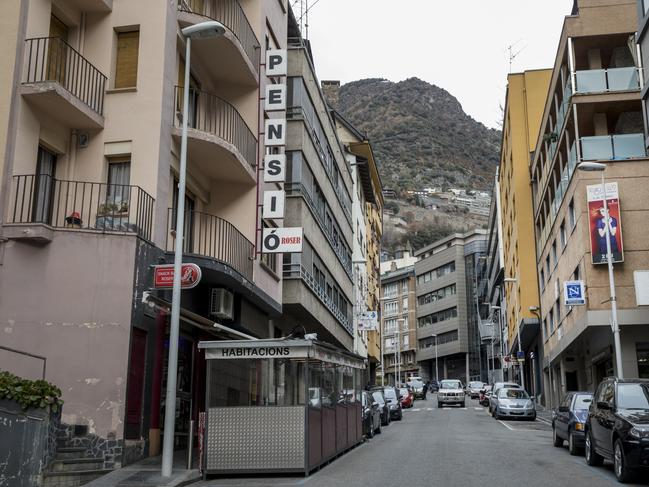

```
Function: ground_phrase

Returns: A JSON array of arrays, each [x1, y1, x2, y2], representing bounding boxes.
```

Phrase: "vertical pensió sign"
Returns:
[[587, 182, 623, 264], [260, 49, 303, 254]]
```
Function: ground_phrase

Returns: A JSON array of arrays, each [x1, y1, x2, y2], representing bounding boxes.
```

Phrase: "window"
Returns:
[[644, 0, 649, 16], [107, 161, 130, 204], [549, 307, 555, 333], [384, 319, 397, 334], [115, 30, 139, 88], [383, 300, 398, 316], [560, 222, 566, 249], [568, 198, 576, 230], [261, 223, 278, 274], [402, 297, 408, 311], [417, 284, 457, 305], [402, 280, 408, 293], [402, 335, 409, 349], [540, 268, 545, 291], [417, 307, 458, 327], [383, 283, 397, 298], [545, 255, 551, 278], [417, 262, 455, 285], [418, 330, 458, 349], [33, 146, 57, 224], [552, 241, 557, 268]]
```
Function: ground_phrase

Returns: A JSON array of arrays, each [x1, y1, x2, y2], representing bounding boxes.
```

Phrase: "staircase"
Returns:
[[42, 430, 113, 487]]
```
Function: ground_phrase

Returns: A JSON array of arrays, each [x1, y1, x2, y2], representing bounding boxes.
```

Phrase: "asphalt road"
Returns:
[[197, 395, 649, 487]]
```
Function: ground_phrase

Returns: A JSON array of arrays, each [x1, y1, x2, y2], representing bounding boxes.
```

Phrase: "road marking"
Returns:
[[498, 420, 517, 431], [426, 408, 433, 411], [474, 407, 483, 411], [536, 416, 552, 425], [412, 408, 421, 412]]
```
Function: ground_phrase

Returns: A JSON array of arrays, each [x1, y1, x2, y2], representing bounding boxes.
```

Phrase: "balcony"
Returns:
[[580, 133, 645, 161], [7, 175, 154, 242], [21, 37, 106, 129], [165, 209, 253, 281], [173, 87, 257, 183], [177, 0, 260, 85], [575, 67, 639, 94]]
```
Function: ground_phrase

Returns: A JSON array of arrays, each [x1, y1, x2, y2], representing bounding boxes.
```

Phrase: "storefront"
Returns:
[[199, 339, 365, 476]]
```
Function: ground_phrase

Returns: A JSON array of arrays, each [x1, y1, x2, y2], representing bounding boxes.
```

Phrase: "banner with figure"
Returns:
[[587, 182, 623, 264]]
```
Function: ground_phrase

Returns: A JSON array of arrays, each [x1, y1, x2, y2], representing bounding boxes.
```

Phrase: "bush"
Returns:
[[0, 371, 63, 412]]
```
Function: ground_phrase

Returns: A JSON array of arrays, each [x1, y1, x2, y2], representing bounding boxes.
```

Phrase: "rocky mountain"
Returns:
[[333, 78, 501, 192]]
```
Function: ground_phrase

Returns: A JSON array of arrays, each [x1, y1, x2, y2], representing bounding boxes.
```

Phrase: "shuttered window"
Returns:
[[115, 31, 139, 89]]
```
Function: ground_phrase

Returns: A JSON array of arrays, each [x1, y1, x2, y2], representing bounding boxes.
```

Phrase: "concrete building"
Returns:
[[415, 230, 487, 384], [380, 261, 417, 385], [530, 0, 649, 407], [283, 18, 355, 351], [638, 0, 649, 152], [499, 69, 552, 399], [0, 0, 286, 470]]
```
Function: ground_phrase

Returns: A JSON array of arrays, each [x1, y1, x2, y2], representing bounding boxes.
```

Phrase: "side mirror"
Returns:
[[597, 401, 610, 410]]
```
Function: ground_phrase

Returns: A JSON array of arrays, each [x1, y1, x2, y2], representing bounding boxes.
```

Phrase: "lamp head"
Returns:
[[577, 161, 606, 172], [182, 21, 226, 39]]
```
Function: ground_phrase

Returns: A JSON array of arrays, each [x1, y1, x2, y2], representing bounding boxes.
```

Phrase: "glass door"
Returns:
[[33, 146, 57, 224]]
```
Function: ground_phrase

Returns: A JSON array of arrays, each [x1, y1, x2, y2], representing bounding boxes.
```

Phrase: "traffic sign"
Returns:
[[564, 280, 586, 306], [516, 350, 525, 359], [153, 263, 201, 289]]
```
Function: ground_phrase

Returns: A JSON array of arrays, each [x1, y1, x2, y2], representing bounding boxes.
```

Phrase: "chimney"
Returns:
[[321, 80, 340, 110]]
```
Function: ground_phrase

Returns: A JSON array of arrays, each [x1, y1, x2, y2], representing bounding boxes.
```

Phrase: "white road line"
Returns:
[[412, 408, 421, 412], [474, 407, 483, 411], [461, 408, 467, 410], [426, 408, 433, 411], [498, 420, 517, 431]]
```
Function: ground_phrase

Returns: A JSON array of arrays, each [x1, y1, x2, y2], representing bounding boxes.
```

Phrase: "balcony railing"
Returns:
[[580, 133, 646, 161], [174, 86, 257, 169], [575, 67, 639, 94], [23, 37, 107, 115], [283, 262, 353, 335], [178, 0, 260, 73], [165, 209, 253, 281], [8, 175, 154, 240]]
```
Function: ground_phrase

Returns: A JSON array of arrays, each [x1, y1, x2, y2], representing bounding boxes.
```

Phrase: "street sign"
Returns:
[[153, 263, 201, 289], [358, 310, 378, 331], [516, 351, 525, 360], [262, 227, 303, 253], [564, 280, 586, 306]]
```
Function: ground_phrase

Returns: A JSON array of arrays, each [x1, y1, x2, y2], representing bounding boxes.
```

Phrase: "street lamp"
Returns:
[[162, 20, 226, 478], [504, 277, 525, 390], [577, 161, 623, 378], [490, 304, 505, 382], [430, 333, 439, 384]]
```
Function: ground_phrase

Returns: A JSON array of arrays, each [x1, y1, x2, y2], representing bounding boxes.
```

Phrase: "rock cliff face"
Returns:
[[334, 78, 501, 191]]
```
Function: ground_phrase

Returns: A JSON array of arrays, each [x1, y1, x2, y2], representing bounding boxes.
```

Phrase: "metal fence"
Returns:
[[23, 37, 107, 115], [9, 175, 155, 241], [174, 86, 257, 169], [178, 0, 260, 72], [166, 209, 253, 281]]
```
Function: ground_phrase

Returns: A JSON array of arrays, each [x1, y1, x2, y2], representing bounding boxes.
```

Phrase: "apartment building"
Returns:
[[0, 0, 287, 470], [329, 106, 384, 380], [531, 0, 649, 407], [499, 69, 552, 398], [282, 16, 355, 351], [380, 262, 417, 385], [637, 0, 649, 142], [415, 230, 487, 383]]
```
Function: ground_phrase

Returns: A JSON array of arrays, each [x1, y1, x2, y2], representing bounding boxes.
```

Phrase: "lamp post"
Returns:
[[504, 277, 525, 390], [491, 304, 505, 382], [396, 318, 405, 385], [431, 333, 439, 384], [162, 20, 225, 478], [577, 161, 623, 378]]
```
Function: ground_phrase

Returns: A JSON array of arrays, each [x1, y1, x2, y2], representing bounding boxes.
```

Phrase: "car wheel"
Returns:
[[367, 424, 374, 439], [438, 402, 442, 408], [375, 422, 381, 435], [568, 431, 579, 456], [585, 431, 603, 466], [553, 424, 563, 447], [461, 401, 465, 408], [495, 408, 502, 420], [614, 439, 634, 483]]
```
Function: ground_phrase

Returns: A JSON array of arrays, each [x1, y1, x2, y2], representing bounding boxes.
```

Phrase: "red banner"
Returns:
[[153, 263, 202, 289], [587, 183, 623, 264]]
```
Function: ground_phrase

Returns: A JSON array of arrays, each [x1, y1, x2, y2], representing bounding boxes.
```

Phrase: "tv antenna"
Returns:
[[507, 39, 527, 73], [292, 0, 323, 39]]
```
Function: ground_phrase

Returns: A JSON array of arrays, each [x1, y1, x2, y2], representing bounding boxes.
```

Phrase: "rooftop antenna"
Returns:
[[296, 0, 322, 39], [507, 39, 526, 73]]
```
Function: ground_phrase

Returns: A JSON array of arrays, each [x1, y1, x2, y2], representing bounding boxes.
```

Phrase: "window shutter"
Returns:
[[115, 31, 139, 89]]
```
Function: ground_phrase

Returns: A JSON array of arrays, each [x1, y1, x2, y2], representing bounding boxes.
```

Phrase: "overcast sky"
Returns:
[[303, 0, 573, 129]]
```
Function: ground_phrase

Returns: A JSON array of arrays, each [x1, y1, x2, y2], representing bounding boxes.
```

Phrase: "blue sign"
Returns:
[[564, 280, 586, 306], [516, 351, 525, 359]]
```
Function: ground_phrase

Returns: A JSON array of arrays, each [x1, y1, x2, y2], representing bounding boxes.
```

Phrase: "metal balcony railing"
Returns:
[[178, 0, 260, 73], [166, 209, 253, 281], [23, 37, 107, 115], [174, 86, 257, 169], [9, 174, 154, 240]]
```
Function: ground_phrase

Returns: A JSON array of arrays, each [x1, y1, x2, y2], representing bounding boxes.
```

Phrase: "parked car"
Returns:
[[489, 382, 522, 413], [406, 378, 425, 399], [371, 389, 391, 426], [585, 378, 649, 483], [479, 385, 493, 406], [399, 387, 414, 408], [552, 391, 593, 455], [467, 381, 485, 399], [362, 390, 381, 438], [491, 388, 536, 420], [437, 379, 466, 408], [383, 386, 403, 420], [429, 380, 439, 393]]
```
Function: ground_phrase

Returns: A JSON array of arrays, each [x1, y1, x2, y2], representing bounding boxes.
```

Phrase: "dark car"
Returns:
[[552, 391, 593, 455], [383, 386, 403, 420], [585, 378, 649, 483], [428, 380, 439, 393], [362, 390, 381, 438], [371, 389, 391, 426]]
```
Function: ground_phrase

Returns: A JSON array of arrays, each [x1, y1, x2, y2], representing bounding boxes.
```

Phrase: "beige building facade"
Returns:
[[0, 0, 286, 470]]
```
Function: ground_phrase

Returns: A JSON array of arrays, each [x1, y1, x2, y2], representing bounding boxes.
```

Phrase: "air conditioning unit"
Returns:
[[210, 288, 234, 320]]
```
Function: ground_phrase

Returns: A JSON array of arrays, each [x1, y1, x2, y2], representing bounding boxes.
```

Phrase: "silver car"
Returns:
[[488, 382, 521, 413], [491, 388, 536, 420], [437, 379, 465, 407], [467, 381, 485, 399]]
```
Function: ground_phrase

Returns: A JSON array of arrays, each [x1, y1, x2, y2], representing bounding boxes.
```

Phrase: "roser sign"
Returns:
[[261, 49, 303, 254]]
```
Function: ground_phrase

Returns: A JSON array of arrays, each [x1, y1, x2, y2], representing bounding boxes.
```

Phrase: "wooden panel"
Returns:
[[115, 31, 139, 88], [335, 404, 347, 453], [321, 407, 336, 460], [307, 407, 322, 468]]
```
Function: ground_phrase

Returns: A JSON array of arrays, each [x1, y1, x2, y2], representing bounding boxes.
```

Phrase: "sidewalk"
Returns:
[[535, 403, 553, 424], [83, 450, 200, 487]]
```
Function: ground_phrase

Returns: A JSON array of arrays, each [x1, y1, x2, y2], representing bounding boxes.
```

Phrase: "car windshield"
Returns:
[[383, 388, 397, 399], [408, 380, 423, 388], [372, 391, 385, 404], [440, 380, 462, 389], [499, 389, 529, 399], [617, 383, 649, 410], [399, 388, 409, 396], [574, 394, 593, 410], [469, 382, 483, 388]]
